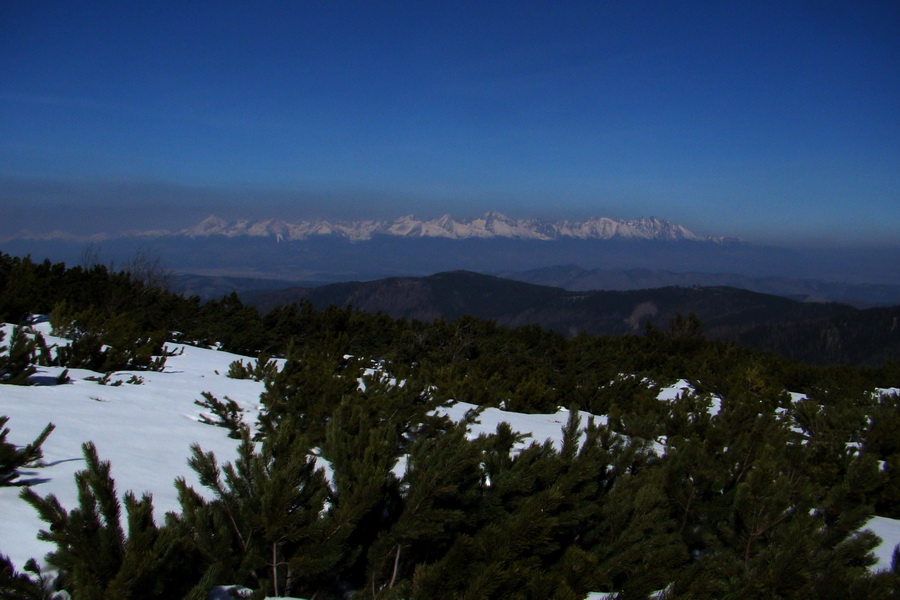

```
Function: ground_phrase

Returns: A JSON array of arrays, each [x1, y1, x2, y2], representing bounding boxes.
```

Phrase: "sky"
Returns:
[[1, 1, 898, 245]]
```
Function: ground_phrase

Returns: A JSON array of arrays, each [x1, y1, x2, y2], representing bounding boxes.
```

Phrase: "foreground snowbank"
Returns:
[[867, 516, 900, 572], [1, 324, 262, 571], [2, 322, 898, 586]]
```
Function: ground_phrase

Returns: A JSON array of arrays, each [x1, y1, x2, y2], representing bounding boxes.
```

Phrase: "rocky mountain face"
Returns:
[[170, 213, 727, 243], [3, 212, 729, 243]]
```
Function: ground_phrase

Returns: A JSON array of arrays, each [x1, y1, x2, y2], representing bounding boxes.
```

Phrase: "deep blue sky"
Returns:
[[2, 1, 898, 245]]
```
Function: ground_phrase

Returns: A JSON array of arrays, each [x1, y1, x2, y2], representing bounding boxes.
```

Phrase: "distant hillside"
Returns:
[[5, 232, 900, 291], [162, 266, 900, 308], [169, 273, 315, 302], [245, 271, 900, 366], [499, 265, 900, 308]]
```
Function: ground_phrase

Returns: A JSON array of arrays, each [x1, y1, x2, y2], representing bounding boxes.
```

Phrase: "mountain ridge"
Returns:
[[244, 270, 900, 366], [499, 265, 900, 308], [166, 266, 900, 309], [4, 213, 731, 243]]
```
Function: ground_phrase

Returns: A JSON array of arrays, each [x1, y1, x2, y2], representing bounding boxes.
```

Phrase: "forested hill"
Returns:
[[245, 271, 900, 366], [499, 264, 900, 308]]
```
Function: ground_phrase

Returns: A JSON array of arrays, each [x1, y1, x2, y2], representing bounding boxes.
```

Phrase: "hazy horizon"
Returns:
[[2, 2, 898, 248], [3, 176, 899, 250]]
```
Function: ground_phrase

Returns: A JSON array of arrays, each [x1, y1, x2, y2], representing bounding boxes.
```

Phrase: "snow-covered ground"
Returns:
[[1, 321, 898, 589], [1, 322, 263, 571], [437, 402, 607, 451], [868, 516, 900, 572]]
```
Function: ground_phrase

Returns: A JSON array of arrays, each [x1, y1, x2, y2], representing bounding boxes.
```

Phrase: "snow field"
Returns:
[[1, 321, 898, 588]]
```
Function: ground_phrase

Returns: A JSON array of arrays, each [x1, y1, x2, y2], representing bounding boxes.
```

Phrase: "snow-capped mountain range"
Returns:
[[180, 213, 725, 243], [4, 213, 726, 243]]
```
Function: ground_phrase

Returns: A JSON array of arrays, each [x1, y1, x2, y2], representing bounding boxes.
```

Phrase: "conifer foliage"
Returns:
[[20, 442, 198, 600], [3, 251, 900, 598], [174, 428, 335, 599], [0, 326, 37, 385], [0, 417, 54, 486], [194, 392, 245, 438]]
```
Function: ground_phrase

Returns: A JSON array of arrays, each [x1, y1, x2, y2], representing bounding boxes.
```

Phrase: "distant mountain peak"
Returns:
[[171, 214, 723, 243], [1, 213, 727, 244], [189, 215, 229, 235]]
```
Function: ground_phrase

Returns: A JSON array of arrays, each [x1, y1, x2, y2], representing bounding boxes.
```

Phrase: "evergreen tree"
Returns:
[[583, 430, 685, 598], [20, 442, 199, 599], [175, 427, 334, 599], [256, 346, 360, 444], [317, 399, 404, 594], [0, 555, 56, 600], [194, 392, 245, 438], [0, 326, 37, 385], [364, 422, 484, 594], [0, 417, 54, 486]]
